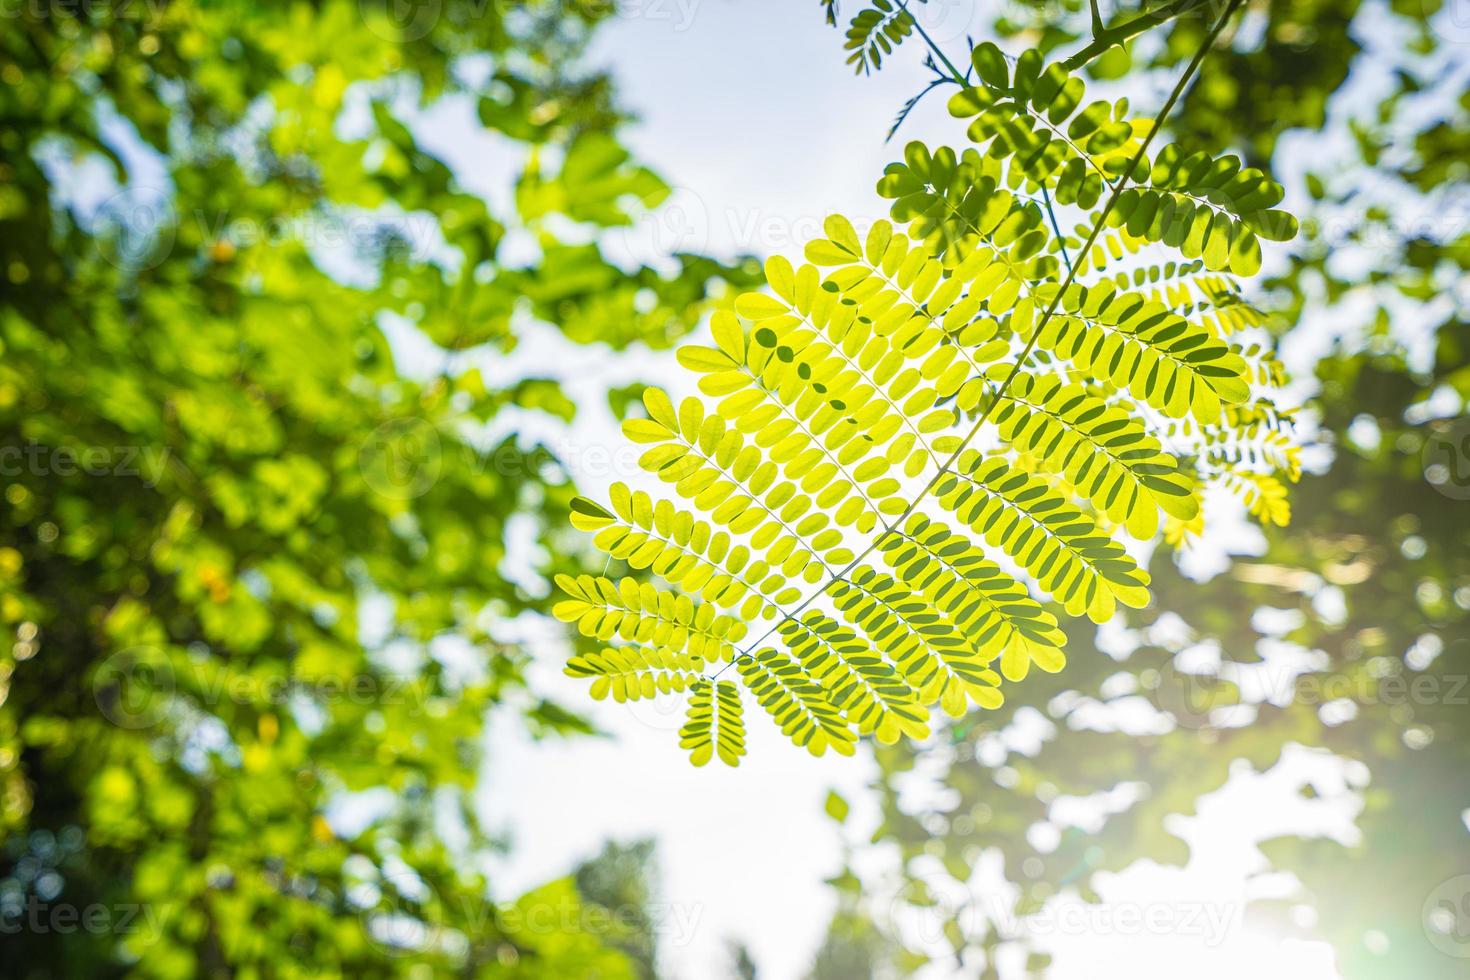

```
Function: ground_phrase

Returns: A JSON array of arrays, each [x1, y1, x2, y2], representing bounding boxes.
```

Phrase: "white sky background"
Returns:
[[468, 3, 1358, 979]]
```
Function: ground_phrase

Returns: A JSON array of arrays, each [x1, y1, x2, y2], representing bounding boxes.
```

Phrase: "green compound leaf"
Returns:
[[563, 38, 1298, 765]]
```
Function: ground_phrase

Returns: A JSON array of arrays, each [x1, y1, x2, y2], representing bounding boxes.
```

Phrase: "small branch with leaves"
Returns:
[[558, 0, 1294, 766]]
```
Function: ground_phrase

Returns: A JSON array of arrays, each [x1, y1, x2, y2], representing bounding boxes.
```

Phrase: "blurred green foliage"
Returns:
[[0, 1, 754, 976], [815, 0, 1470, 977], [3, 0, 1466, 975]]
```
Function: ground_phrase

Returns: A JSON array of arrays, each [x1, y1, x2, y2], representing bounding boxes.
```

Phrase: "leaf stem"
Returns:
[[1062, 0, 1220, 71], [1042, 185, 1074, 276], [900, 1, 966, 85]]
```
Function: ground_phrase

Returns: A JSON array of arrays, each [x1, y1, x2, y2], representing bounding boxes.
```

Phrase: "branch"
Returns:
[[887, 73, 950, 142], [1041, 185, 1075, 276], [899, 0, 967, 85], [1062, 0, 1220, 71]]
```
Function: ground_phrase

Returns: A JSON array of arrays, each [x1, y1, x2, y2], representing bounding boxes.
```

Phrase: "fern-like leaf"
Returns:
[[947, 44, 1293, 275], [680, 679, 746, 766], [844, 0, 919, 75], [561, 27, 1296, 767]]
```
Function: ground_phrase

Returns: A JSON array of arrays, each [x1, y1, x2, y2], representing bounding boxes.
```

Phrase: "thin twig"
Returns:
[[899, 0, 966, 84], [888, 73, 950, 142], [1041, 186, 1075, 275], [1062, 0, 1220, 71]]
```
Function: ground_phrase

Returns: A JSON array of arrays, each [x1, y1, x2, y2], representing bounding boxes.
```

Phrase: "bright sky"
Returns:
[[472, 3, 1352, 979]]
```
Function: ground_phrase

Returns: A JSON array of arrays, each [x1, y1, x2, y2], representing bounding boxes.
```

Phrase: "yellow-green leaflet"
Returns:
[[560, 40, 1297, 767]]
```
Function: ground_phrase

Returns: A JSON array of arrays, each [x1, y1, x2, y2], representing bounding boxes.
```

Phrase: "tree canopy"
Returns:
[[1, 2, 750, 975]]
